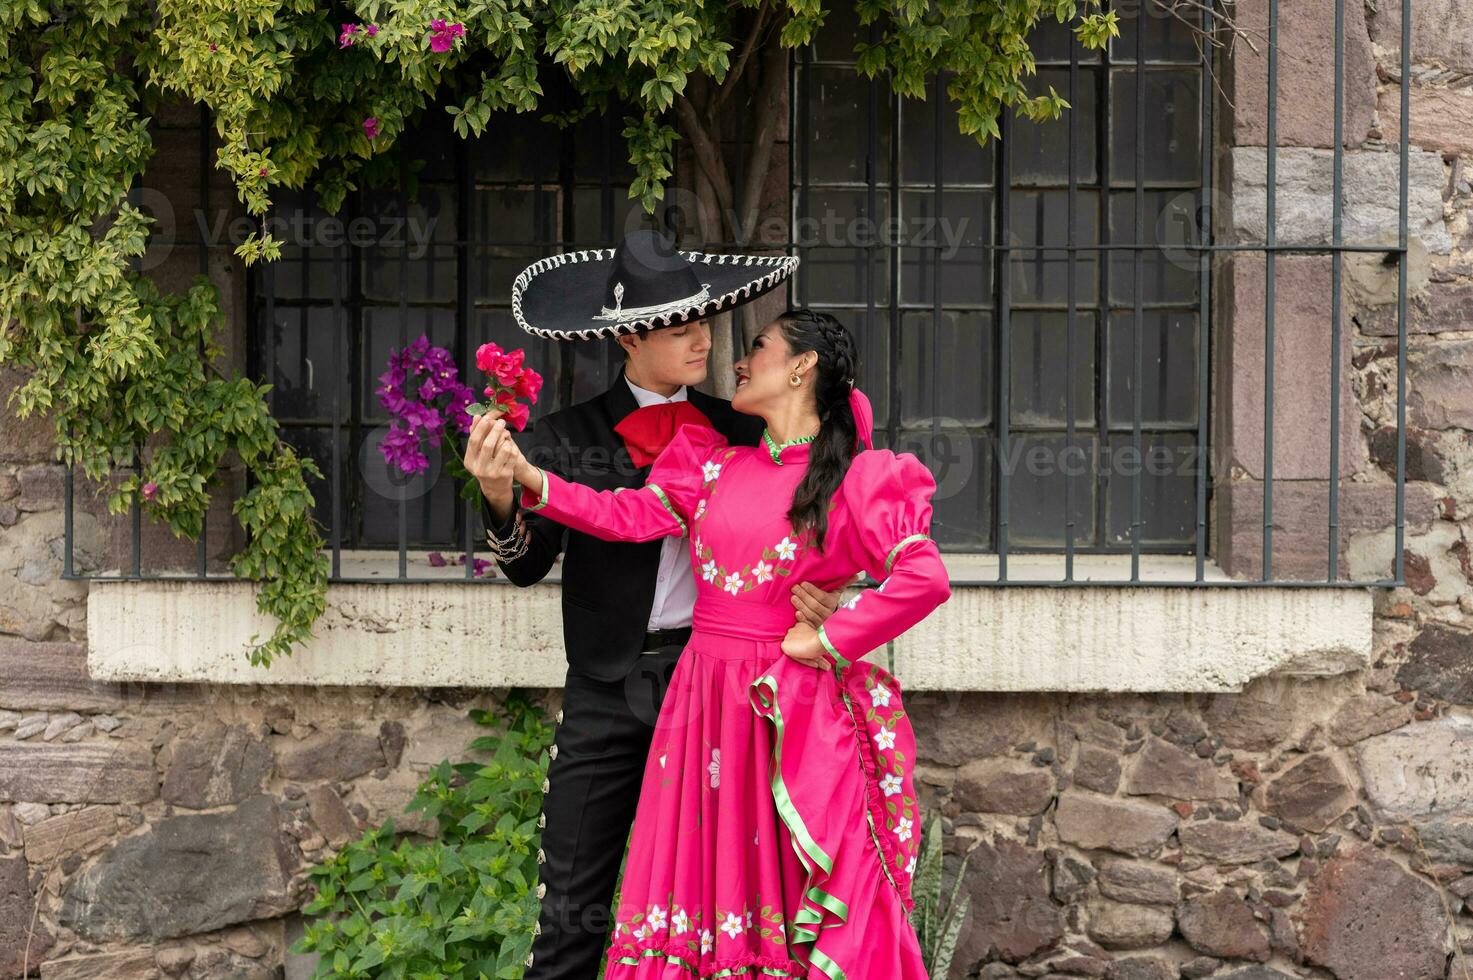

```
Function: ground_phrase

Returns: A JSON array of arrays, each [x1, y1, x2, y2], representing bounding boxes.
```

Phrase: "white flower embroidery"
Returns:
[[720, 912, 744, 938], [708, 747, 721, 788], [701, 560, 719, 583], [841, 592, 864, 610], [633, 924, 647, 940], [880, 772, 903, 796], [702, 460, 722, 482], [753, 832, 760, 845], [695, 499, 707, 521], [659, 752, 667, 768], [896, 816, 914, 842], [753, 560, 774, 584], [871, 682, 893, 708], [905, 855, 917, 875], [700, 928, 714, 954], [774, 536, 799, 560], [647, 905, 667, 931], [615, 922, 625, 935], [746, 909, 753, 929], [672, 907, 690, 934], [874, 728, 897, 751], [723, 572, 743, 595]]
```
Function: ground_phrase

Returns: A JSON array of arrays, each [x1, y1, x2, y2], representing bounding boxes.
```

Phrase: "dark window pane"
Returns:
[[1105, 431, 1197, 545], [265, 306, 348, 422], [1027, 14, 1103, 64], [1110, 69, 1201, 186], [473, 247, 545, 305], [896, 429, 993, 551], [362, 244, 458, 304], [799, 248, 888, 305], [1004, 433, 1097, 548], [900, 310, 993, 427], [901, 76, 996, 187], [474, 114, 561, 183], [1009, 190, 1099, 306], [797, 65, 892, 185], [572, 109, 638, 182], [1106, 310, 1200, 427], [270, 245, 340, 301], [473, 185, 559, 246], [1011, 68, 1099, 186], [833, 306, 890, 428], [1112, 3, 1204, 64], [1108, 190, 1202, 305], [278, 426, 349, 542], [811, 2, 870, 63], [901, 246, 992, 308], [572, 186, 646, 245], [1010, 311, 1096, 428]]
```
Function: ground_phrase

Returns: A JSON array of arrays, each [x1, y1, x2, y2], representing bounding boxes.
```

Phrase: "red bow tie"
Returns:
[[614, 401, 715, 468]]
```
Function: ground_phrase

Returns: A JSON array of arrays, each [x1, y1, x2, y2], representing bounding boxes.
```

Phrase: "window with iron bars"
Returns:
[[791, 5, 1211, 568]]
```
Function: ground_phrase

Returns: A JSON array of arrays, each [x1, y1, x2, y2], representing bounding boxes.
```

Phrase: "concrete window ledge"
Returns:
[[85, 553, 1374, 691]]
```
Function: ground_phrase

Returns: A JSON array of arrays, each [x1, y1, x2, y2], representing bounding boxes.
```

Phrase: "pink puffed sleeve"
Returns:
[[518, 422, 728, 543], [816, 451, 952, 669]]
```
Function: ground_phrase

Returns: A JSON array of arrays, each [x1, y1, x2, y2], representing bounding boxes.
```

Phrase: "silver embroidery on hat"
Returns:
[[594, 279, 713, 321]]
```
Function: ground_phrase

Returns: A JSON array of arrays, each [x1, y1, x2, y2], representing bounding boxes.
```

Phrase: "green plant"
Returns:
[[293, 692, 554, 979], [0, 0, 1120, 667], [909, 810, 970, 980]]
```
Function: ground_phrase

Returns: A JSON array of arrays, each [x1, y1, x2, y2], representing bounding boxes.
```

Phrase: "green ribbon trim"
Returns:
[[749, 673, 851, 980], [815, 625, 850, 672], [884, 533, 932, 575], [647, 482, 688, 534], [526, 466, 551, 512], [610, 949, 806, 979], [761, 428, 816, 465]]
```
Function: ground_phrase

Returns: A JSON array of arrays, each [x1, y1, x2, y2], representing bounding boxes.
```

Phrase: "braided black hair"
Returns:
[[773, 308, 860, 552]]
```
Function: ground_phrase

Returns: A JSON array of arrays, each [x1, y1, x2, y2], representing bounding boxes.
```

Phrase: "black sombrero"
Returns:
[[511, 229, 800, 341]]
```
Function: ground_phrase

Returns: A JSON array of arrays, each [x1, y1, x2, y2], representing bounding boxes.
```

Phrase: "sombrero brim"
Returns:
[[511, 248, 799, 341]]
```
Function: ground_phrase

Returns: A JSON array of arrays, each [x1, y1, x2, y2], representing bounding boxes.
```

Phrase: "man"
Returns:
[[465, 229, 845, 979]]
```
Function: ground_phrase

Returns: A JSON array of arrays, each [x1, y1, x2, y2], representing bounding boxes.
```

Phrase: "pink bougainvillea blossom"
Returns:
[[428, 18, 465, 53], [339, 23, 359, 47], [141, 481, 158, 501], [363, 116, 380, 139]]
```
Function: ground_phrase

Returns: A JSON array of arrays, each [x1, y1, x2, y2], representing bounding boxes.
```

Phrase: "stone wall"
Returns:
[[3, 4, 1473, 980]]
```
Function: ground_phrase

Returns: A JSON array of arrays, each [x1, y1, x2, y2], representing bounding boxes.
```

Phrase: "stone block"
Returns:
[[952, 759, 1053, 815], [161, 723, 273, 809], [1369, 0, 1473, 75], [275, 728, 385, 783], [1218, 479, 1438, 581], [60, 794, 295, 942], [1123, 738, 1238, 800], [1230, 147, 1451, 253], [1228, 0, 1377, 148], [0, 639, 125, 713], [1408, 339, 1473, 430], [1395, 622, 1473, 705], [1354, 714, 1473, 821], [960, 834, 1063, 962], [1358, 281, 1473, 335], [23, 806, 117, 867], [0, 742, 157, 805], [1299, 845, 1448, 980], [1054, 792, 1178, 857], [1176, 887, 1269, 961], [1177, 821, 1299, 864], [38, 948, 159, 979], [1085, 898, 1173, 950], [0, 855, 53, 978], [1095, 859, 1180, 906], [1219, 255, 1366, 482], [1258, 754, 1356, 832]]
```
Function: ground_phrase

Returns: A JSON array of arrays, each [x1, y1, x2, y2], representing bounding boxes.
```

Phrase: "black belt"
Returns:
[[641, 626, 692, 651]]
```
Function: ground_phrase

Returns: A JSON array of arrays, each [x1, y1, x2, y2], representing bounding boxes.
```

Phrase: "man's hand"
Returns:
[[780, 622, 828, 667], [466, 409, 516, 521], [789, 575, 861, 629]]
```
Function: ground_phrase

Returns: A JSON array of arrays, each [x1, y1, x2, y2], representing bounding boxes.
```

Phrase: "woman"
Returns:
[[483, 309, 951, 980]]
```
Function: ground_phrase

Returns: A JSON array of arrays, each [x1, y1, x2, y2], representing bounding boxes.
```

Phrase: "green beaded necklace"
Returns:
[[762, 428, 817, 465]]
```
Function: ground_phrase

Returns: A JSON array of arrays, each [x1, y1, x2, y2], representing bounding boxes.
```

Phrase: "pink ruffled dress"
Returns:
[[519, 422, 952, 980]]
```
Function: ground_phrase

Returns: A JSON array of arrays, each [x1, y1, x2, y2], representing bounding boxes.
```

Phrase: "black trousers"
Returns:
[[527, 641, 685, 980]]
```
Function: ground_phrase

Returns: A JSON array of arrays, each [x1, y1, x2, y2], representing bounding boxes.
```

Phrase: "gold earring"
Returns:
[[789, 372, 801, 387]]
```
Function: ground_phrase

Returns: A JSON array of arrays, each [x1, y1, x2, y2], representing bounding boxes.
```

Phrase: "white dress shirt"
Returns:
[[624, 374, 699, 632]]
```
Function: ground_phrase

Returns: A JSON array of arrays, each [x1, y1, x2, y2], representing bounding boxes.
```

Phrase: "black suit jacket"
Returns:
[[480, 366, 766, 683]]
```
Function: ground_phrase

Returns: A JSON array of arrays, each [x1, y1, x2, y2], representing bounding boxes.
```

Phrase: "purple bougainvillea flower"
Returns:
[[339, 23, 359, 47], [142, 481, 158, 501], [427, 551, 448, 567], [365, 24, 379, 37], [363, 116, 380, 139]]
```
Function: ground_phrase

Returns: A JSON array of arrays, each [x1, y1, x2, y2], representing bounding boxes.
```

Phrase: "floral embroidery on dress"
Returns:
[[691, 526, 816, 596], [707, 747, 721, 788]]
